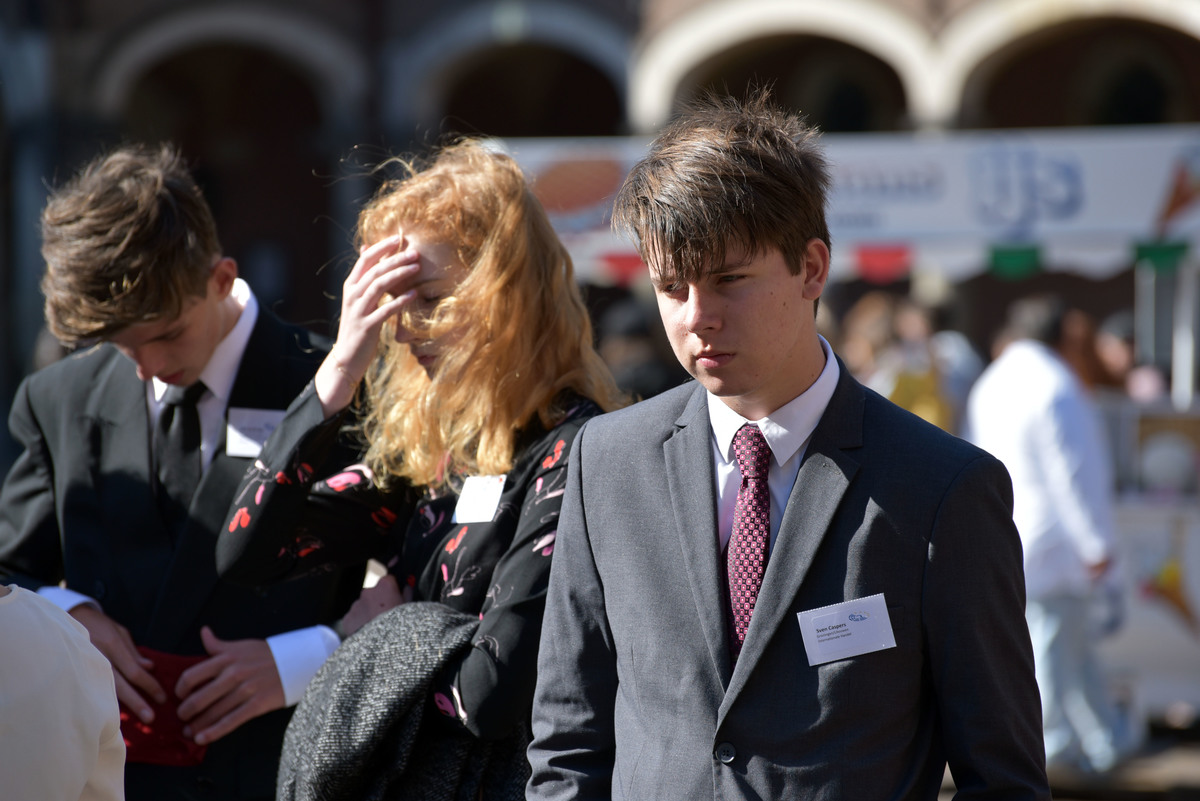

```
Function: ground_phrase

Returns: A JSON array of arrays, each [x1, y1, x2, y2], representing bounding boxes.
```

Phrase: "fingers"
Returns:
[[175, 629, 285, 746], [71, 606, 166, 722], [340, 575, 404, 637], [114, 672, 157, 725], [332, 234, 422, 375], [185, 685, 280, 746], [366, 574, 403, 607], [348, 232, 405, 284], [345, 235, 422, 316]]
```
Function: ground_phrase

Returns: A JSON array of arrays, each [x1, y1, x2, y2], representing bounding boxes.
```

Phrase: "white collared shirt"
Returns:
[[148, 277, 259, 471], [708, 336, 841, 551]]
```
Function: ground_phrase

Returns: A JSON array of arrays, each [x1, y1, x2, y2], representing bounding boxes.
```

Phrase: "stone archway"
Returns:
[[122, 44, 332, 325], [440, 42, 623, 138], [383, 1, 629, 142], [941, 0, 1200, 128], [630, 0, 935, 132], [91, 6, 370, 330]]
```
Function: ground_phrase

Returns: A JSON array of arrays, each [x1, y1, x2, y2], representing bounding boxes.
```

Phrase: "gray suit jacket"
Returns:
[[527, 366, 1049, 800]]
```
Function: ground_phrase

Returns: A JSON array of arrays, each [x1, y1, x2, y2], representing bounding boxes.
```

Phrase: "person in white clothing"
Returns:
[[0, 584, 126, 801], [966, 294, 1137, 778]]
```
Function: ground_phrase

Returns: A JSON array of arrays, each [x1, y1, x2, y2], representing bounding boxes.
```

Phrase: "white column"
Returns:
[[1171, 255, 1197, 411]]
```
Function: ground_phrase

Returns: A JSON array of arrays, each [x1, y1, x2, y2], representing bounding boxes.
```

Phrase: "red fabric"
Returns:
[[854, 244, 911, 284], [119, 647, 208, 766]]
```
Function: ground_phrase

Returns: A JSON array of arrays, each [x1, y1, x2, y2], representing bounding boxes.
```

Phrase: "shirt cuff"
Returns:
[[38, 586, 100, 614], [266, 625, 341, 707]]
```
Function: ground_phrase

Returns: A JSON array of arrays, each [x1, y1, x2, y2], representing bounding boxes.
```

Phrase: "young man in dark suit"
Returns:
[[526, 93, 1051, 800], [0, 144, 365, 800]]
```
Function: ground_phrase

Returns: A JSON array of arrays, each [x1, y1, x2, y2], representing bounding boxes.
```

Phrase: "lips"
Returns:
[[695, 350, 734, 369]]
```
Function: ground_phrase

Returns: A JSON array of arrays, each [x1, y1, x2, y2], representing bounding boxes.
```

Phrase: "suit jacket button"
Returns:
[[92, 580, 106, 600], [715, 742, 737, 764]]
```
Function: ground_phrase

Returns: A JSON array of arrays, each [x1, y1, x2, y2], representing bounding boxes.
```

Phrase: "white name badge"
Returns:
[[453, 475, 506, 524], [225, 408, 287, 458], [797, 593, 897, 666]]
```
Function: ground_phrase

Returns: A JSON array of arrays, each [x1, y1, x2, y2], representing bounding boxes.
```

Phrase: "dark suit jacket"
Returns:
[[527, 366, 1050, 800], [0, 308, 366, 801]]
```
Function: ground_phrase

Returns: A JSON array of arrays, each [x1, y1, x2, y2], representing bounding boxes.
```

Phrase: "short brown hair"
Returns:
[[612, 89, 831, 281], [40, 143, 221, 343]]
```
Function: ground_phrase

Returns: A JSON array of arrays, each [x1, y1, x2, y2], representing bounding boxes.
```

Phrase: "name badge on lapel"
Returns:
[[225, 408, 287, 458], [797, 593, 897, 666], [453, 475, 506, 523]]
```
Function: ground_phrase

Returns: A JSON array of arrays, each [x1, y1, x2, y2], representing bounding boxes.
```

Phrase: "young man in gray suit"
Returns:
[[526, 92, 1050, 800]]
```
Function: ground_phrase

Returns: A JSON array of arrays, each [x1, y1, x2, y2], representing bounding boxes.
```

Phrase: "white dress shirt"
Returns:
[[41, 279, 338, 706], [965, 339, 1115, 601], [708, 336, 840, 551], [147, 276, 259, 470]]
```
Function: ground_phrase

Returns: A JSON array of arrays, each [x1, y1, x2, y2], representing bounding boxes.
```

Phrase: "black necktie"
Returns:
[[155, 381, 206, 535]]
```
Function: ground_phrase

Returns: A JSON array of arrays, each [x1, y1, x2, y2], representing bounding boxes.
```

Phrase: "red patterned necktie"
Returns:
[[726, 423, 772, 658]]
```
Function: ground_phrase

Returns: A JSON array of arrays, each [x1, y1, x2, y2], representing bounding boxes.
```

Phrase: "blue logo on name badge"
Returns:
[[848, 612, 869, 622]]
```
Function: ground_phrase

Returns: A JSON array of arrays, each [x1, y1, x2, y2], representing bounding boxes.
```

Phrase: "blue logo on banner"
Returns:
[[970, 143, 1082, 238]]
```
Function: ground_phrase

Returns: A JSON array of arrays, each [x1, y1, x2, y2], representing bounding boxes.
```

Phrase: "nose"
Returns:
[[393, 320, 416, 344], [125, 347, 161, 381], [682, 286, 719, 333]]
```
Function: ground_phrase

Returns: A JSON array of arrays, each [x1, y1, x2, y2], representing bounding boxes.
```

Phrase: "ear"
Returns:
[[208, 257, 239, 299], [800, 238, 830, 301]]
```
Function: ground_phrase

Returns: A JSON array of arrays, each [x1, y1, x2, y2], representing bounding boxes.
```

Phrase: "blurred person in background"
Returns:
[[216, 139, 625, 799], [1095, 310, 1167, 404], [966, 294, 1140, 782], [840, 290, 971, 433], [597, 294, 689, 401]]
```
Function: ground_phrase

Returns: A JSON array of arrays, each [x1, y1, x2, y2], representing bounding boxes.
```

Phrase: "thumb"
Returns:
[[200, 625, 225, 655]]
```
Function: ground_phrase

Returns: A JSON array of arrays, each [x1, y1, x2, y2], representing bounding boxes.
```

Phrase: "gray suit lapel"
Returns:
[[664, 386, 734, 682], [720, 367, 865, 710]]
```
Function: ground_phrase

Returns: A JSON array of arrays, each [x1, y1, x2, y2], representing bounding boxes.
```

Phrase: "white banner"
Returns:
[[500, 124, 1200, 284]]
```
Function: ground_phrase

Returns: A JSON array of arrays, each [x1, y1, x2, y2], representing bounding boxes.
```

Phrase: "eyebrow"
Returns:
[[147, 323, 185, 343], [412, 274, 454, 291]]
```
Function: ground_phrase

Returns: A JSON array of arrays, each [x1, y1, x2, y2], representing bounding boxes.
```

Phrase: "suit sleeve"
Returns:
[[0, 377, 65, 591], [217, 383, 411, 584], [527, 423, 619, 801], [925, 454, 1050, 800]]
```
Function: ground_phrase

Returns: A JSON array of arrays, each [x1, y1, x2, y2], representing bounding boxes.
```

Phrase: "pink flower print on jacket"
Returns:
[[413, 502, 449, 541], [371, 506, 398, 530], [532, 533, 556, 556], [276, 534, 324, 560], [542, 438, 566, 469], [527, 457, 569, 526], [433, 685, 469, 724], [315, 463, 374, 494], [439, 528, 482, 600], [445, 526, 467, 554]]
